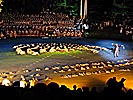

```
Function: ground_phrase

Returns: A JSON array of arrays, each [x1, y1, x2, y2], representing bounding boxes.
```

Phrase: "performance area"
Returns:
[[0, 37, 133, 91]]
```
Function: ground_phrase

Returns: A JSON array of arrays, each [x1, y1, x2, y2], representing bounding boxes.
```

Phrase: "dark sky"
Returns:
[[1, 0, 132, 14]]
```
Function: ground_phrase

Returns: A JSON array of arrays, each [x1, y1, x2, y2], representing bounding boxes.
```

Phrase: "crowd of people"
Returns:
[[0, 76, 133, 99], [0, 10, 83, 39], [0, 8, 132, 40]]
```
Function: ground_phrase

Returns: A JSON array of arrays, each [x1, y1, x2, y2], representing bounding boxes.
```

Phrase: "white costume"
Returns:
[[2, 78, 12, 86], [112, 43, 125, 57], [20, 80, 27, 88]]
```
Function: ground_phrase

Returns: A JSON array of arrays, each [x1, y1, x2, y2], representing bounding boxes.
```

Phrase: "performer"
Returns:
[[112, 43, 125, 57], [2, 76, 12, 86]]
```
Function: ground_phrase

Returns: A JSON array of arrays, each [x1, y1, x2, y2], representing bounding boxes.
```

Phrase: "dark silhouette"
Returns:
[[105, 77, 128, 97], [0, 77, 132, 99]]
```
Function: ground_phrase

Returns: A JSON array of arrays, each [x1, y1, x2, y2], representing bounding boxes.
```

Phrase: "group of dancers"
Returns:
[[13, 41, 125, 58], [13, 43, 101, 56]]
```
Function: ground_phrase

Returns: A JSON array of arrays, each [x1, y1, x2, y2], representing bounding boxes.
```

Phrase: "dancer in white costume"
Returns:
[[112, 43, 125, 57]]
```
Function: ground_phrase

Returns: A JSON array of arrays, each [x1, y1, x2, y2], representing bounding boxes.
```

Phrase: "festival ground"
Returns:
[[0, 37, 133, 92]]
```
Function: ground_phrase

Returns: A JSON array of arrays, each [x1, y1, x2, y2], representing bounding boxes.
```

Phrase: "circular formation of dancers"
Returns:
[[13, 42, 108, 56]]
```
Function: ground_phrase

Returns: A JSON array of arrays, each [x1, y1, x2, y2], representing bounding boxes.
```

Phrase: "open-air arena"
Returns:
[[0, 37, 133, 91], [0, 0, 133, 98]]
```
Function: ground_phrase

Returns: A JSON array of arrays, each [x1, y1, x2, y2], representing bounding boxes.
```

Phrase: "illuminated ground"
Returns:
[[0, 37, 133, 91]]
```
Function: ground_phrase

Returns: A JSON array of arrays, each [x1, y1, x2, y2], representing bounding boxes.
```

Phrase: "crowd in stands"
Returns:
[[114, 14, 132, 40], [0, 8, 132, 40], [0, 10, 83, 39]]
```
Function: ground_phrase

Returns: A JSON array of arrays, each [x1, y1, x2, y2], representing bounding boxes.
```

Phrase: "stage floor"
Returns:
[[0, 37, 133, 91]]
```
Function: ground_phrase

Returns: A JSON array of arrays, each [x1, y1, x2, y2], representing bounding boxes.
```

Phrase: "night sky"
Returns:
[[1, 0, 132, 14]]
